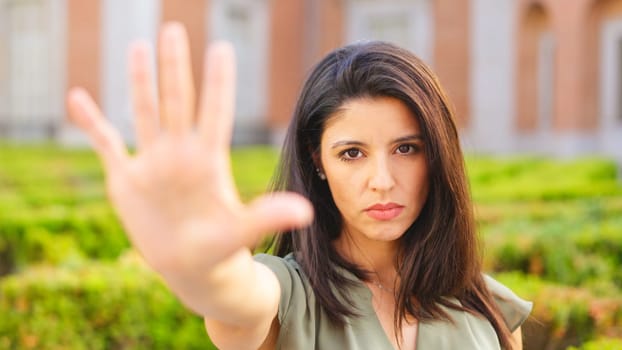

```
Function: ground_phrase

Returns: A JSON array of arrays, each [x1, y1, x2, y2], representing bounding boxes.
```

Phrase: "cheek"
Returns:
[[399, 161, 429, 191], [325, 170, 367, 216], [327, 176, 356, 208]]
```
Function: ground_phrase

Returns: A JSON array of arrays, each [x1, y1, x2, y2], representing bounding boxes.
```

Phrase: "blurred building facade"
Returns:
[[0, 0, 620, 158]]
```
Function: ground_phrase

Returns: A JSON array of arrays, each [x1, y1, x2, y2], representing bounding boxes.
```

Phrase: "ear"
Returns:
[[309, 147, 327, 180], [310, 148, 322, 171]]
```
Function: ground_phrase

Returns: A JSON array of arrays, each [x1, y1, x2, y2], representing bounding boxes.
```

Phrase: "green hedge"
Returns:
[[2, 144, 622, 349], [482, 200, 622, 290], [0, 253, 216, 350], [467, 157, 622, 202], [0, 204, 128, 275], [0, 144, 278, 206], [0, 145, 279, 276], [497, 272, 622, 350], [2, 261, 620, 350], [567, 338, 622, 350]]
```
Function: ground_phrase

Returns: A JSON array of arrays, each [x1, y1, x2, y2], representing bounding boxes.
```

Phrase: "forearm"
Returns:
[[159, 248, 280, 326]]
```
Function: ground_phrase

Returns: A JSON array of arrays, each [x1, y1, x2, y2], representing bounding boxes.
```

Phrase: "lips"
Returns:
[[364, 203, 404, 221]]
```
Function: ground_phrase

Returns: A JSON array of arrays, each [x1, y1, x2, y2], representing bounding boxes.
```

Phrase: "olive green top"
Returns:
[[255, 253, 532, 350]]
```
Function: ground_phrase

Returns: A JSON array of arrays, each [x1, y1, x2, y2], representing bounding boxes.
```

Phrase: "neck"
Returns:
[[333, 229, 399, 285]]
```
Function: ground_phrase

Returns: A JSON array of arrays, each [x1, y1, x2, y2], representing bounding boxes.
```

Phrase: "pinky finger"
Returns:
[[66, 88, 129, 170]]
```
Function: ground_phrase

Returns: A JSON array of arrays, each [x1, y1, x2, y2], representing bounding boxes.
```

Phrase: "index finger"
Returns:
[[197, 42, 236, 153]]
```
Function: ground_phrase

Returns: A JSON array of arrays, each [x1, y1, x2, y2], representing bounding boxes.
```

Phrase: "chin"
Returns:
[[363, 226, 408, 242]]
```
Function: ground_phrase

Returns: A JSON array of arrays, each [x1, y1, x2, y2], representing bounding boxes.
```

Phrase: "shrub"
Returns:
[[230, 146, 279, 200], [481, 201, 622, 289], [467, 157, 622, 202], [567, 338, 622, 350], [3, 145, 622, 348], [0, 253, 216, 350], [496, 272, 622, 350], [0, 204, 129, 275], [0, 145, 279, 275]]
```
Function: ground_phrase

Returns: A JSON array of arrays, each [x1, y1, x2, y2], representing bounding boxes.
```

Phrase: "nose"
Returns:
[[368, 156, 395, 192]]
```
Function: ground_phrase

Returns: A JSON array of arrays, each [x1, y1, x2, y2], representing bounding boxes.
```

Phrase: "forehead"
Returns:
[[322, 97, 421, 142]]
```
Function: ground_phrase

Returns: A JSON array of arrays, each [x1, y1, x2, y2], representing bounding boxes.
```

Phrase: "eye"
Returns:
[[396, 144, 417, 155], [340, 148, 364, 161]]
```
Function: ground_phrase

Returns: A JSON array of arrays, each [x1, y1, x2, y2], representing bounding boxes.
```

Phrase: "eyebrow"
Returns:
[[330, 134, 424, 149]]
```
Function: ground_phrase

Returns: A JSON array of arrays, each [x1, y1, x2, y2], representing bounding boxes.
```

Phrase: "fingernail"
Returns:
[[162, 22, 186, 42]]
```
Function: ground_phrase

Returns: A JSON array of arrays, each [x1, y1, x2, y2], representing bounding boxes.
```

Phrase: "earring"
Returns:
[[316, 168, 327, 180]]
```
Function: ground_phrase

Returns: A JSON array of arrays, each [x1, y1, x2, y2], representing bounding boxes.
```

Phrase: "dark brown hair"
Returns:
[[270, 41, 513, 349]]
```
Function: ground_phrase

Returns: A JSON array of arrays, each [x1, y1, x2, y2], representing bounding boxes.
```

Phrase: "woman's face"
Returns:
[[319, 96, 429, 243]]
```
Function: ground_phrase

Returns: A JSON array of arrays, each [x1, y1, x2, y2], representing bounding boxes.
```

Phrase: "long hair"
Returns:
[[269, 41, 513, 349]]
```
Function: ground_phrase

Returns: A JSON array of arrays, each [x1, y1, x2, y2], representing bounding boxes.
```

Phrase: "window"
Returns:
[[346, 0, 433, 64], [366, 13, 411, 44], [600, 18, 622, 128], [209, 0, 269, 143], [8, 0, 48, 123]]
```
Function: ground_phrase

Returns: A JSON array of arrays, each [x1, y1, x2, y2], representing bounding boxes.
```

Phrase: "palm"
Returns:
[[107, 135, 241, 270], [66, 23, 311, 275]]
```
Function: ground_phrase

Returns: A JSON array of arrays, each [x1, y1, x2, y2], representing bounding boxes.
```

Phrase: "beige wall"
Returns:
[[67, 0, 101, 104], [586, 0, 622, 129], [316, 0, 345, 60], [434, 0, 471, 129], [268, 0, 345, 129], [161, 0, 208, 93], [267, 0, 306, 128], [516, 2, 550, 132], [550, 0, 593, 131], [58, 0, 622, 153], [516, 0, 622, 133]]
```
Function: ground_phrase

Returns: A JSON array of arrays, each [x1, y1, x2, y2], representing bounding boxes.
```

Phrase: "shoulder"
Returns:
[[254, 253, 303, 282], [418, 277, 532, 349], [254, 253, 326, 349], [255, 252, 300, 267], [253, 253, 312, 322], [254, 253, 306, 293], [483, 274, 533, 331]]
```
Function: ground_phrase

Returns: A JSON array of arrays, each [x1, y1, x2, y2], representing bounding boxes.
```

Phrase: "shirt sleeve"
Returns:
[[253, 254, 312, 332], [484, 274, 533, 332]]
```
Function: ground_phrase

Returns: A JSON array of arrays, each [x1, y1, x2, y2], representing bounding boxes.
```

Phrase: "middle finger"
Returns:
[[158, 22, 196, 134], [129, 41, 159, 151]]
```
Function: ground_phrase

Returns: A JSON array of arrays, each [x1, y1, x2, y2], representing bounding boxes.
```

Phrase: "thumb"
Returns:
[[241, 192, 314, 245]]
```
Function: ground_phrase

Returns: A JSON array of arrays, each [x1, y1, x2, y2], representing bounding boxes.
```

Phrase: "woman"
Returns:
[[67, 23, 531, 349]]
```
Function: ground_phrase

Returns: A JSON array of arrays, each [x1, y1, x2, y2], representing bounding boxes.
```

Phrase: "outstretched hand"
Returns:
[[66, 22, 312, 277]]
